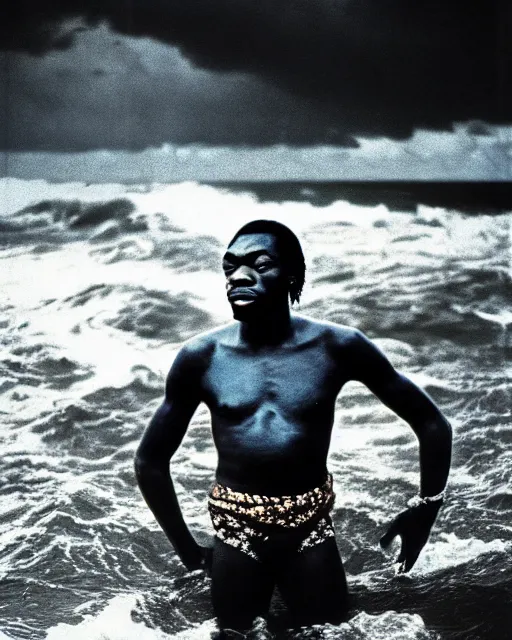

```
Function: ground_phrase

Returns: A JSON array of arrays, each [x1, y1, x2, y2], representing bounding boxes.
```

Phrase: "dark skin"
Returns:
[[135, 232, 452, 632]]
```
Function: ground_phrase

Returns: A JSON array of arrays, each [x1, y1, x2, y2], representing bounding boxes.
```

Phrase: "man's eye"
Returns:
[[256, 263, 271, 272]]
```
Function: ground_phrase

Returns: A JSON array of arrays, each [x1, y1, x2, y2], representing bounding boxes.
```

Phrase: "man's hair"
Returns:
[[227, 220, 306, 304]]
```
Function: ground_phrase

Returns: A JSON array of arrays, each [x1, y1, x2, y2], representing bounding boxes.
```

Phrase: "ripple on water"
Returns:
[[6, 346, 94, 390], [102, 288, 215, 341]]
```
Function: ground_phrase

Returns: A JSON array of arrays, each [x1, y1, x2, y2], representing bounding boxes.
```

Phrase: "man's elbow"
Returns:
[[134, 450, 167, 481], [434, 416, 452, 440], [417, 415, 452, 447]]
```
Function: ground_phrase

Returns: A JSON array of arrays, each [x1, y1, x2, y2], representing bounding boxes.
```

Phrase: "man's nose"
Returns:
[[228, 265, 255, 285]]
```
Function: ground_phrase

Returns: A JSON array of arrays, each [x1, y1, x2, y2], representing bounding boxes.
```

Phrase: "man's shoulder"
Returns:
[[178, 323, 237, 360], [293, 314, 363, 348], [294, 317, 392, 380]]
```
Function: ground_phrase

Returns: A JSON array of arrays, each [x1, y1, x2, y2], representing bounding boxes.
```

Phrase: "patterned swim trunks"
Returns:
[[208, 474, 336, 562]]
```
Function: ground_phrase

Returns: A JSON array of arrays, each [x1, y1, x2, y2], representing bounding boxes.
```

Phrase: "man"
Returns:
[[134, 220, 452, 635]]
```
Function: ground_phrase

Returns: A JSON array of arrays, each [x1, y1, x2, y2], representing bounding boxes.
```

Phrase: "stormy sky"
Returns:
[[1, 0, 511, 179]]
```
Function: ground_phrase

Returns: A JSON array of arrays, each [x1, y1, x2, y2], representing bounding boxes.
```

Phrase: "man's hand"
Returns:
[[379, 500, 443, 573], [184, 543, 214, 576]]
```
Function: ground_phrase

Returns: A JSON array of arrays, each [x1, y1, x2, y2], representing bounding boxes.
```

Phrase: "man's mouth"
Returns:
[[228, 290, 257, 307], [232, 299, 254, 307]]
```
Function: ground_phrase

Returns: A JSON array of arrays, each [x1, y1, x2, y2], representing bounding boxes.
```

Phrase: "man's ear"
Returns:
[[289, 276, 298, 305]]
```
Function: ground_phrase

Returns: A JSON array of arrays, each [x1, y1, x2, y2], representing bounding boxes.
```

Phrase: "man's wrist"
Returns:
[[181, 545, 203, 570], [407, 490, 445, 509]]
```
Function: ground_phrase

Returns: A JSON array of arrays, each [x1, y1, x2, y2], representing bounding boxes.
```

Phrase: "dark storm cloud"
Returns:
[[2, 28, 361, 150], [2, 0, 511, 148]]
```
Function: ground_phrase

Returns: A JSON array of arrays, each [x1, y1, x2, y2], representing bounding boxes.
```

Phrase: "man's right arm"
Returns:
[[134, 340, 209, 571]]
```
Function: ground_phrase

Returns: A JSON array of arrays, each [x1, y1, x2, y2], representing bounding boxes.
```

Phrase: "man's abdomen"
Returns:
[[212, 407, 333, 495]]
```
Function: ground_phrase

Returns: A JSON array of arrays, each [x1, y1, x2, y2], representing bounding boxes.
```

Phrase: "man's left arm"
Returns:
[[346, 329, 452, 572]]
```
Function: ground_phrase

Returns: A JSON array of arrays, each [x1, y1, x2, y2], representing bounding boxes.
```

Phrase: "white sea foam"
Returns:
[[43, 596, 436, 640], [45, 595, 171, 640], [410, 533, 512, 577]]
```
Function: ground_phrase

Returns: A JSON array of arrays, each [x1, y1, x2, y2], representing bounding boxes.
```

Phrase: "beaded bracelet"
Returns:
[[407, 491, 445, 508]]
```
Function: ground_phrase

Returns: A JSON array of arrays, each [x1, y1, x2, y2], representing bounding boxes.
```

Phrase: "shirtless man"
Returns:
[[134, 220, 452, 634]]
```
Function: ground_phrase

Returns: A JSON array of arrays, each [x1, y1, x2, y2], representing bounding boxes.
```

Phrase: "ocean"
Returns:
[[0, 179, 511, 640]]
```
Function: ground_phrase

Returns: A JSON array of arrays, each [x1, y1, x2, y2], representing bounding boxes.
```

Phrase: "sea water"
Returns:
[[0, 180, 510, 640]]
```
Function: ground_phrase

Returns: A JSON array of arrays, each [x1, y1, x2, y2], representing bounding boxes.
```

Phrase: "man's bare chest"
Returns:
[[201, 344, 344, 419]]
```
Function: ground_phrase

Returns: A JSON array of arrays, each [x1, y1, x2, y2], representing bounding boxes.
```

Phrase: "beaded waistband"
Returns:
[[208, 473, 334, 528]]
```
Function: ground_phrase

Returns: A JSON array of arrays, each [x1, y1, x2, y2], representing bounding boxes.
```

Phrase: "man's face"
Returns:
[[222, 233, 289, 321]]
